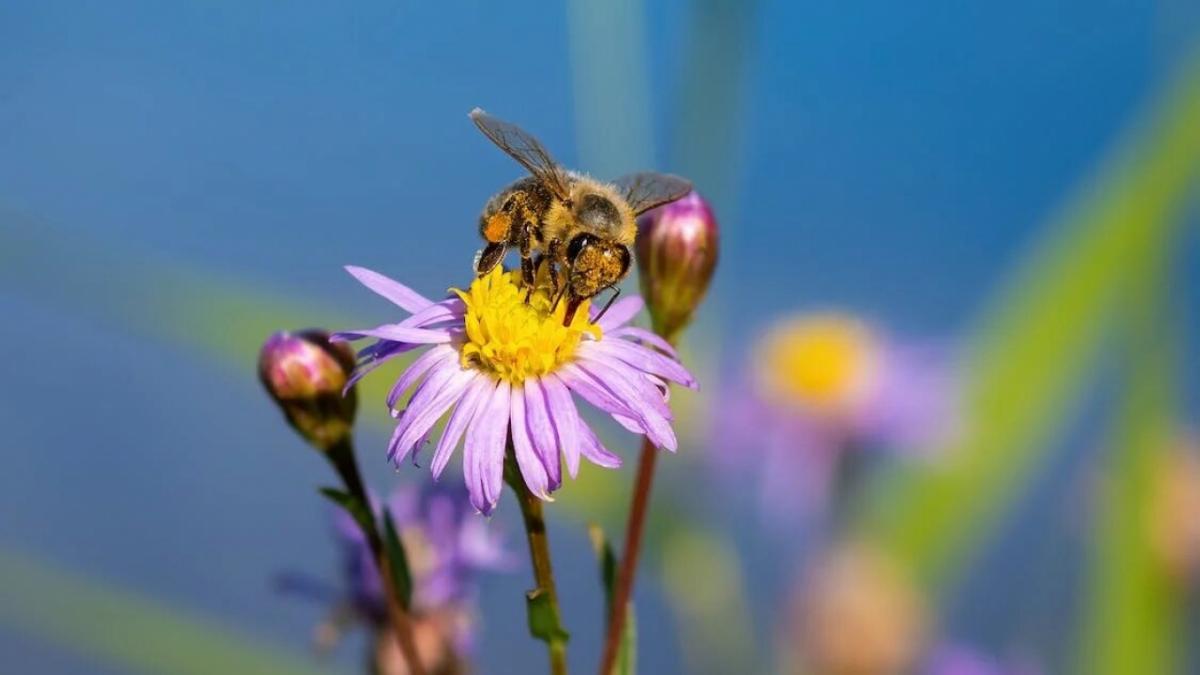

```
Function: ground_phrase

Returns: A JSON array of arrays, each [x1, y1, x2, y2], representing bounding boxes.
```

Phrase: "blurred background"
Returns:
[[3, 1, 1200, 673]]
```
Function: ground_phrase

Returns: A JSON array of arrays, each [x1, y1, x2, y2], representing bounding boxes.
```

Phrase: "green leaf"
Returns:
[[861, 49, 1200, 590], [525, 589, 570, 645], [317, 486, 374, 537], [589, 524, 636, 675], [381, 512, 415, 611], [0, 548, 336, 675], [1076, 245, 1182, 674]]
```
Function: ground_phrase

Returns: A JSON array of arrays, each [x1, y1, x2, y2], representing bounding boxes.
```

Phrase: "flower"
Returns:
[[635, 190, 719, 338], [922, 644, 1042, 675], [788, 540, 928, 675], [716, 312, 957, 525], [1147, 434, 1200, 586], [258, 329, 358, 450], [334, 264, 697, 514], [287, 482, 512, 673]]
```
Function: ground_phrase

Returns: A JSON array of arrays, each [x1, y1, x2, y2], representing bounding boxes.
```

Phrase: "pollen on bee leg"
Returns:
[[484, 212, 511, 242]]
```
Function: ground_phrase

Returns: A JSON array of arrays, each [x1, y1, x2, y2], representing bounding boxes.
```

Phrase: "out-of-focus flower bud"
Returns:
[[790, 540, 927, 675], [635, 190, 718, 339], [1148, 436, 1200, 586], [258, 329, 358, 451], [374, 609, 471, 675]]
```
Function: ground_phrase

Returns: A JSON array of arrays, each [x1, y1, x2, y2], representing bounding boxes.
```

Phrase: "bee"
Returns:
[[469, 108, 692, 322]]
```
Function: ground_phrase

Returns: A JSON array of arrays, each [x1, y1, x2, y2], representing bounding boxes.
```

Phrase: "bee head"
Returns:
[[566, 233, 631, 301]]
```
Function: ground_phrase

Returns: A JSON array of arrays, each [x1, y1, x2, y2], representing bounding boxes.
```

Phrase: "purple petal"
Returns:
[[595, 296, 644, 332], [578, 421, 621, 468], [334, 324, 453, 345], [344, 343, 417, 394], [387, 345, 456, 410], [464, 380, 509, 515], [541, 374, 582, 478], [431, 374, 490, 479], [401, 299, 466, 329], [510, 385, 550, 499], [524, 379, 563, 490], [570, 360, 676, 452], [557, 363, 640, 421], [389, 362, 475, 463], [582, 339, 697, 389], [345, 265, 434, 313], [610, 326, 678, 358]]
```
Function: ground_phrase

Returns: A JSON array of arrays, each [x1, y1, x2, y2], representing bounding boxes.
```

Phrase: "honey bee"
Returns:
[[469, 108, 692, 322]]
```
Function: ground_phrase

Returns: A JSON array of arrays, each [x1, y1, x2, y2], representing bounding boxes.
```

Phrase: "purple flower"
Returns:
[[923, 644, 1042, 675], [717, 313, 957, 524], [334, 265, 697, 514], [332, 483, 513, 653], [258, 330, 358, 451]]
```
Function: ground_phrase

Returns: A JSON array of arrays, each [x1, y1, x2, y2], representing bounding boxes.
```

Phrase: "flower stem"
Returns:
[[598, 435, 657, 675], [505, 448, 569, 675], [327, 438, 427, 675]]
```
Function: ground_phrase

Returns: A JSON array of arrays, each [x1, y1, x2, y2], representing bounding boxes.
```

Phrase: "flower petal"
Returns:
[[401, 298, 466, 329], [334, 325, 453, 345], [389, 362, 475, 463], [431, 374, 491, 479], [557, 363, 640, 421], [510, 384, 551, 499], [387, 345, 456, 410], [595, 296, 644, 332], [345, 265, 434, 313], [542, 374, 582, 478], [464, 379, 509, 515], [524, 379, 563, 490], [583, 339, 697, 389], [578, 421, 621, 468], [610, 326, 678, 358], [571, 360, 676, 452]]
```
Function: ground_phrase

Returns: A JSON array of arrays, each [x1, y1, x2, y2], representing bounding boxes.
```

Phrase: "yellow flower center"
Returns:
[[754, 314, 880, 415], [454, 266, 601, 383]]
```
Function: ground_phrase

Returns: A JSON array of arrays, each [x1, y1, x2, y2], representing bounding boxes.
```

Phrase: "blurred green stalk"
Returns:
[[0, 548, 336, 675]]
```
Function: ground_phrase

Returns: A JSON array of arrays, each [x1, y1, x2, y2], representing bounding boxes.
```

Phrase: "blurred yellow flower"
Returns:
[[754, 314, 882, 421]]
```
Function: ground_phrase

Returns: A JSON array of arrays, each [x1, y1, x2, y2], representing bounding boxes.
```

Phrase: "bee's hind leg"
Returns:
[[518, 221, 540, 301]]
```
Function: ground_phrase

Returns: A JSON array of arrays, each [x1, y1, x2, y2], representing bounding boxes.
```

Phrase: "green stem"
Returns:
[[327, 438, 427, 675], [505, 449, 569, 675]]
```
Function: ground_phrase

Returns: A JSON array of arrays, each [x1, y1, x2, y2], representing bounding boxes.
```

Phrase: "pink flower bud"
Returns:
[[635, 191, 718, 339], [259, 329, 358, 450]]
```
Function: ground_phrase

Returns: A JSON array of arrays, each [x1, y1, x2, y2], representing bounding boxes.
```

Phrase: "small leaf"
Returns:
[[589, 524, 636, 675], [525, 589, 569, 644], [381, 512, 414, 611], [317, 487, 373, 536]]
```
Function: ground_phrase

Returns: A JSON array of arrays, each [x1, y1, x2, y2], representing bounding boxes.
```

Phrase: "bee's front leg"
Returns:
[[519, 221, 538, 301]]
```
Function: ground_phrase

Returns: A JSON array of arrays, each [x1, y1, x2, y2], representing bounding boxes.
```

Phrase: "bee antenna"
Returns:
[[593, 285, 622, 323]]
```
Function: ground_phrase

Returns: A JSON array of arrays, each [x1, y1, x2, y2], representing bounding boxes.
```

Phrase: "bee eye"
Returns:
[[567, 233, 597, 261]]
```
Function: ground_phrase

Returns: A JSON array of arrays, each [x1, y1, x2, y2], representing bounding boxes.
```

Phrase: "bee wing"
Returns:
[[612, 172, 693, 215], [470, 108, 571, 199]]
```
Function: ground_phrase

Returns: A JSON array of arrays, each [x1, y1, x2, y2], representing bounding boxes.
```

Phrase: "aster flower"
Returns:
[[717, 312, 957, 525], [287, 483, 511, 674], [334, 264, 697, 514], [922, 644, 1042, 675]]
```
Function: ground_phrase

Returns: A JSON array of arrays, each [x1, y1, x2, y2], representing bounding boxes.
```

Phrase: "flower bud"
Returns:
[[635, 190, 718, 339], [258, 329, 358, 451]]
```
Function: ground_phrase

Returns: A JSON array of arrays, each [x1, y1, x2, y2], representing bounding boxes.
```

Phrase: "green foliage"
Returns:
[[861, 51, 1200, 593], [525, 589, 570, 644], [589, 524, 636, 675], [0, 548, 335, 675], [381, 512, 415, 611]]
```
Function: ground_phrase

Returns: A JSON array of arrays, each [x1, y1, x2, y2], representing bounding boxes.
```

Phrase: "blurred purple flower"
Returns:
[[332, 483, 514, 634], [923, 644, 1042, 675], [717, 313, 958, 524], [333, 265, 696, 514]]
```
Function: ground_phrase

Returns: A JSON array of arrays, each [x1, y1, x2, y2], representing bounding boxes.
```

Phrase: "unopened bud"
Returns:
[[259, 329, 358, 451], [635, 190, 718, 340]]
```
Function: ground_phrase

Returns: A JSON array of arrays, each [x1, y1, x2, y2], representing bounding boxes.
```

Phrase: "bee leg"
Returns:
[[475, 242, 507, 275], [518, 220, 539, 301], [593, 284, 622, 323]]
